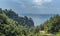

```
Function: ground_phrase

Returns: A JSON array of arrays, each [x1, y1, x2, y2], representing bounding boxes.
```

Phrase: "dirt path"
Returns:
[[40, 31, 55, 36]]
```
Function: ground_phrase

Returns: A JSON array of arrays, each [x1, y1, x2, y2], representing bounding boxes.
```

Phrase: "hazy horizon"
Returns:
[[21, 14, 55, 26]]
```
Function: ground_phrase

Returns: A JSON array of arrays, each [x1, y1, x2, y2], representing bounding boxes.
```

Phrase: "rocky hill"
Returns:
[[0, 8, 34, 27]]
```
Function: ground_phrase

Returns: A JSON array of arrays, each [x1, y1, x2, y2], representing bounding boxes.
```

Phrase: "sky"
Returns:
[[0, 0, 60, 14], [0, 0, 60, 26]]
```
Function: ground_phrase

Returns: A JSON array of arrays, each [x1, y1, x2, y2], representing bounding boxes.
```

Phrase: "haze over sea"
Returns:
[[21, 14, 55, 26]]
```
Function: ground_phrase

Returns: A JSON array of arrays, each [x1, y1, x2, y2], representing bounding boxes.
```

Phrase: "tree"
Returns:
[[42, 15, 60, 34]]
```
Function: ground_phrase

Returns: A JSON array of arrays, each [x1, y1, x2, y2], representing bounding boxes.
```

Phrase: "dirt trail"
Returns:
[[40, 31, 55, 36]]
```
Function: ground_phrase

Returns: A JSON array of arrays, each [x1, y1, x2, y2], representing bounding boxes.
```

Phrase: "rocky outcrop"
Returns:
[[4, 9, 34, 27]]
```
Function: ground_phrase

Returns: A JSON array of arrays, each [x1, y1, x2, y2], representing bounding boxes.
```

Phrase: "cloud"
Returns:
[[33, 0, 52, 5], [12, 0, 26, 8], [12, 0, 22, 3]]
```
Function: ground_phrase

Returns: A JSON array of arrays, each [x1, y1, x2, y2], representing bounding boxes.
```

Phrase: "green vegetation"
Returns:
[[55, 32, 60, 36], [0, 8, 34, 36], [36, 15, 60, 36], [43, 15, 60, 34], [0, 8, 60, 36], [3, 9, 34, 27]]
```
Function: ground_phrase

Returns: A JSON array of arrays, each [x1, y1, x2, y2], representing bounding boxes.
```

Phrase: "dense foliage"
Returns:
[[43, 15, 60, 34], [2, 8, 34, 27], [36, 15, 60, 36], [0, 13, 30, 36], [0, 8, 35, 36], [31, 15, 60, 36]]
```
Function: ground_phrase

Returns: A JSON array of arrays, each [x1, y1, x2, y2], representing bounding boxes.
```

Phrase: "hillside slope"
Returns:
[[0, 8, 34, 27]]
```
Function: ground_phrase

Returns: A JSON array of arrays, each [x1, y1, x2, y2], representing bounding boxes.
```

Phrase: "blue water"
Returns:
[[21, 14, 55, 26]]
